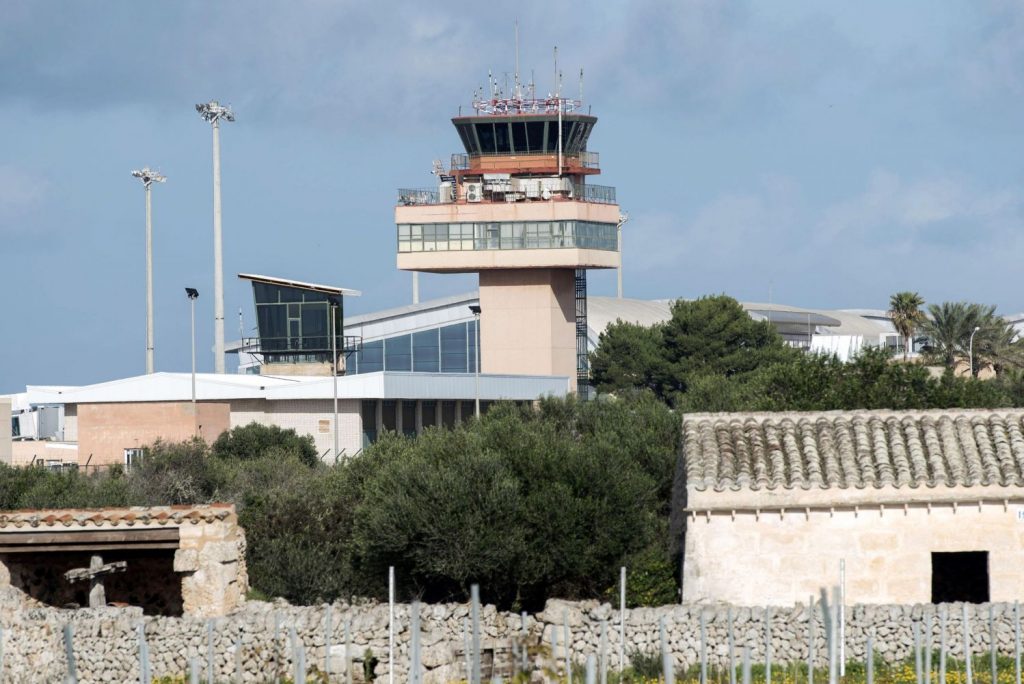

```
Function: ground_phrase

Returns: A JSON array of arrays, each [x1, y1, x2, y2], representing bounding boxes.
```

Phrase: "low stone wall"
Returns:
[[0, 593, 1021, 683]]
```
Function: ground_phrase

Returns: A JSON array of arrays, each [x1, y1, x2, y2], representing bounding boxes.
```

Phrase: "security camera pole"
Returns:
[[131, 167, 166, 374], [195, 100, 235, 374], [185, 288, 200, 438]]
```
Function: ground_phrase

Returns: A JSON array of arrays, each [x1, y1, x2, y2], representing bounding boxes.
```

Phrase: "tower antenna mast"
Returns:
[[514, 20, 521, 100]]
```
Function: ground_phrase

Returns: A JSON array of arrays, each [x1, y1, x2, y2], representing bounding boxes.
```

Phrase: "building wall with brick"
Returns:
[[76, 402, 231, 465], [0, 398, 11, 465], [229, 398, 362, 459]]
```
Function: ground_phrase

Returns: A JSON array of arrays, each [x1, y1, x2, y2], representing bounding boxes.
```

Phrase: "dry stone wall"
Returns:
[[0, 591, 1021, 683]]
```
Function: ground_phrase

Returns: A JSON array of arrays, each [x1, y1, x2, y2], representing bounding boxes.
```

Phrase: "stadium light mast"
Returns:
[[131, 167, 166, 374], [195, 100, 235, 374]]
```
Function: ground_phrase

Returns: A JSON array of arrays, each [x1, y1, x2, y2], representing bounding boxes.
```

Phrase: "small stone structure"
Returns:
[[0, 504, 247, 617], [679, 408, 1024, 605], [0, 597, 1019, 682]]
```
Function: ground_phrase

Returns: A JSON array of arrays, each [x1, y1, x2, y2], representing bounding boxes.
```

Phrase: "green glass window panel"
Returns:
[[384, 334, 411, 372], [476, 123, 496, 153], [494, 121, 511, 153], [511, 121, 528, 153], [526, 121, 545, 152], [440, 322, 468, 373], [360, 340, 383, 373], [412, 329, 440, 372]]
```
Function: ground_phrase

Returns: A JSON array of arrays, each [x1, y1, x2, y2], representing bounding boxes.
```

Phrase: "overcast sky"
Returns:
[[3, 1, 1024, 391]]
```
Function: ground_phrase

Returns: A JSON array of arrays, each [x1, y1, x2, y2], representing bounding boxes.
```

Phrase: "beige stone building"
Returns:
[[0, 504, 247, 617], [0, 397, 10, 464], [680, 408, 1024, 606]]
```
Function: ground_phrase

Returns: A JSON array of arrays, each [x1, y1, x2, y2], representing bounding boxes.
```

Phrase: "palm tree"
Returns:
[[918, 301, 1016, 376], [887, 291, 925, 361], [918, 302, 978, 370]]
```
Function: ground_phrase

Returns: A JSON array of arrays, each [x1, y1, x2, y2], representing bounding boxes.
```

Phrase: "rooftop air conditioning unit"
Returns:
[[465, 182, 483, 203]]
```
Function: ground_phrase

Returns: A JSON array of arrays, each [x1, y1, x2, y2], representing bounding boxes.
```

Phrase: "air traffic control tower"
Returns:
[[395, 82, 621, 392]]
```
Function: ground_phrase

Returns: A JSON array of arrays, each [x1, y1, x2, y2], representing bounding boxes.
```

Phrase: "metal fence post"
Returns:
[[700, 611, 708, 684], [963, 604, 973, 684], [866, 634, 874, 684], [207, 619, 215, 684], [809, 596, 815, 684], [325, 603, 333, 680], [766, 607, 773, 684], [991, 605, 997, 684], [564, 610, 573, 684], [940, 606, 948, 684], [661, 617, 675, 684], [619, 567, 626, 674], [63, 624, 77, 684], [729, 607, 736, 684], [471, 584, 482, 684]]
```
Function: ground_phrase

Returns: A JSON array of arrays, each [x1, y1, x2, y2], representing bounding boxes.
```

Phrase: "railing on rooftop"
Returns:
[[397, 188, 440, 206], [450, 150, 599, 171], [573, 183, 616, 204], [395, 183, 616, 206]]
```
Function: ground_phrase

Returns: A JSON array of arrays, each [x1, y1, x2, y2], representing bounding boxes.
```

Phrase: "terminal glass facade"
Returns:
[[345, 320, 478, 375], [251, 282, 344, 364], [397, 220, 617, 253]]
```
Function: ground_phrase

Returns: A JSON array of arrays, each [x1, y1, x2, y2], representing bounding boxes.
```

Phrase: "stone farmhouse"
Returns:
[[679, 408, 1024, 606], [0, 504, 247, 617]]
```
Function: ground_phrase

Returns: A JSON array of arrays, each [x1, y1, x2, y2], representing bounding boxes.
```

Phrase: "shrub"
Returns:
[[211, 423, 319, 468]]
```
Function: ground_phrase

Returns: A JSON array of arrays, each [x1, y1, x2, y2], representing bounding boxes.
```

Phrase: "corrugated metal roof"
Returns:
[[26, 371, 567, 405]]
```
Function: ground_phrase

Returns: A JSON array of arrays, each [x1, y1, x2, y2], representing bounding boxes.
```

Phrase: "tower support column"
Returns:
[[478, 268, 578, 391]]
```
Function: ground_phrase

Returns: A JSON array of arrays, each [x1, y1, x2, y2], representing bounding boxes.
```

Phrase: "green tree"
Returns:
[[887, 291, 925, 362], [660, 296, 795, 391], [211, 422, 320, 467], [590, 321, 666, 398]]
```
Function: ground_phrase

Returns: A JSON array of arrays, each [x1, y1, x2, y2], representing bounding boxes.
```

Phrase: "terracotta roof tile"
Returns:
[[0, 505, 236, 529], [684, 409, 1024, 491]]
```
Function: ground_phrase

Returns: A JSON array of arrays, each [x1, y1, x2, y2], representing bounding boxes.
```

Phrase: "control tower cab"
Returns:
[[395, 86, 621, 393]]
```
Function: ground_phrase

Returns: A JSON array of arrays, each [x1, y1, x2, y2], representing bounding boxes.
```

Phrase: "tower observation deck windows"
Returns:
[[452, 115, 595, 155], [397, 220, 617, 253], [251, 282, 344, 364]]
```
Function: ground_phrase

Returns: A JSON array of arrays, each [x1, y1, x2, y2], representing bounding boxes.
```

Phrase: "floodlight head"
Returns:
[[131, 167, 167, 187], [185, 287, 199, 300], [468, 304, 482, 315], [195, 100, 235, 124]]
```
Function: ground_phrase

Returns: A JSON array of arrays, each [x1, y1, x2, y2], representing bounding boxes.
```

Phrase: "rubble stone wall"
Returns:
[[0, 594, 1020, 683]]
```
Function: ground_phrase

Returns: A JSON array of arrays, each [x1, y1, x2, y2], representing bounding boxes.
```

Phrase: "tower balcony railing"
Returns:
[[397, 183, 615, 206], [572, 183, 616, 204], [450, 150, 599, 171], [398, 188, 440, 206]]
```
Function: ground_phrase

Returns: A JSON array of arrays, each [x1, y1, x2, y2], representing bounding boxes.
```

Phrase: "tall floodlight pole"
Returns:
[[469, 305, 481, 417], [186, 288, 200, 436], [195, 100, 235, 374], [131, 168, 166, 374]]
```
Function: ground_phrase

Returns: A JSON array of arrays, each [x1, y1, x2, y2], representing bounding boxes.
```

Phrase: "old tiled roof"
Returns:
[[0, 504, 235, 529], [683, 410, 1024, 491]]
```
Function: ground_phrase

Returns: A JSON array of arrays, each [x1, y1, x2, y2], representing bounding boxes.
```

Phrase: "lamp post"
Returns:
[[186, 289, 199, 415], [131, 168, 166, 374], [329, 297, 340, 462], [469, 305, 481, 417], [969, 325, 981, 377], [195, 101, 235, 374]]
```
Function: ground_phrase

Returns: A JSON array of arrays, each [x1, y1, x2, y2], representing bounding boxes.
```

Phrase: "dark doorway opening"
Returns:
[[1, 549, 183, 616], [932, 551, 989, 603]]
